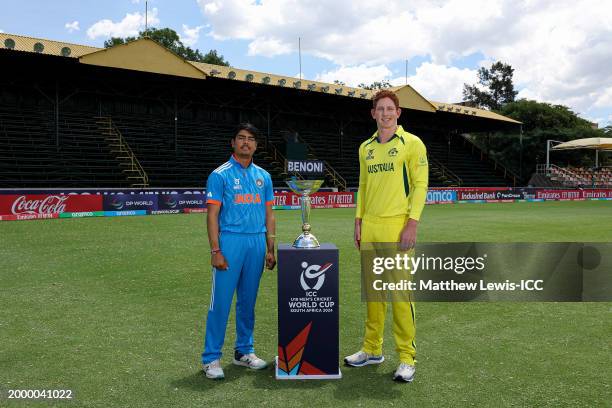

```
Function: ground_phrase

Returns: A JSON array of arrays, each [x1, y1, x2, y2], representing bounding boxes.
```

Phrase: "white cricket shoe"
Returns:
[[203, 359, 224, 379], [393, 363, 415, 382], [343, 350, 385, 367], [233, 351, 268, 370]]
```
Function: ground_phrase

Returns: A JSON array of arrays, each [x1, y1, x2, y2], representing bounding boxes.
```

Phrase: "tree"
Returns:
[[333, 80, 346, 86], [469, 99, 606, 179], [463, 61, 517, 110], [103, 27, 229, 66], [357, 80, 392, 90]]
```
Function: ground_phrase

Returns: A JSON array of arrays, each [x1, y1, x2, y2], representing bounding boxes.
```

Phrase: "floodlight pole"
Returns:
[[519, 125, 523, 181], [298, 37, 302, 80], [546, 139, 564, 170]]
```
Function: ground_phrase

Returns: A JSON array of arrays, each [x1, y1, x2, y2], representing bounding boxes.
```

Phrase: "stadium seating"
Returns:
[[0, 105, 516, 189], [546, 165, 612, 187], [0, 106, 129, 187], [419, 133, 512, 187]]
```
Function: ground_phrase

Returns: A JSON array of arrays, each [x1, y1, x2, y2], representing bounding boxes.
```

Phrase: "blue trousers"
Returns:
[[202, 232, 266, 364]]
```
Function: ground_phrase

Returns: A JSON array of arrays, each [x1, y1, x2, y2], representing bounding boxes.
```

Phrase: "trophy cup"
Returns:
[[285, 178, 324, 248]]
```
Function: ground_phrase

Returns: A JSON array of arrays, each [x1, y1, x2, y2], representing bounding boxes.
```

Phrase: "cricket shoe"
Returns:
[[203, 360, 224, 380], [343, 350, 385, 367], [393, 363, 415, 382], [233, 351, 268, 370]]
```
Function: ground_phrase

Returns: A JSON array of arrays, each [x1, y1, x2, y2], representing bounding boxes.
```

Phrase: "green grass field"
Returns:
[[1, 201, 611, 407]]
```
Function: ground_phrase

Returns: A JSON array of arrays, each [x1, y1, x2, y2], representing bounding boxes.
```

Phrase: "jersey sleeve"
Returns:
[[355, 143, 367, 219], [407, 139, 429, 221], [206, 171, 224, 206], [265, 173, 274, 206]]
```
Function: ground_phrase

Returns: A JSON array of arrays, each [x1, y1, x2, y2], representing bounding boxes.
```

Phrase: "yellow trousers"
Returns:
[[361, 215, 416, 365]]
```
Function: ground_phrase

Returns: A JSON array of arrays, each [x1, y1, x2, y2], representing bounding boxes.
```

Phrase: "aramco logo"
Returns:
[[299, 262, 332, 291]]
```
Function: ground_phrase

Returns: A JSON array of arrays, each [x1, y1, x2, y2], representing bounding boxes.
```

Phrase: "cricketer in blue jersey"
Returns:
[[202, 123, 276, 380]]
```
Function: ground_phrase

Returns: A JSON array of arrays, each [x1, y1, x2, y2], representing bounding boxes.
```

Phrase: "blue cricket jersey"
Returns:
[[206, 154, 274, 233]]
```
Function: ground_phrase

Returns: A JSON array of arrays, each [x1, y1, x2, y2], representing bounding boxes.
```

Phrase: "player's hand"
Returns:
[[265, 250, 276, 270], [212, 252, 229, 270], [399, 219, 418, 251], [354, 219, 362, 250]]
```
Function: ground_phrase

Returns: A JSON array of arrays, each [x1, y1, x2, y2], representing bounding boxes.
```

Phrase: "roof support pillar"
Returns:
[[519, 125, 523, 181], [55, 80, 59, 149]]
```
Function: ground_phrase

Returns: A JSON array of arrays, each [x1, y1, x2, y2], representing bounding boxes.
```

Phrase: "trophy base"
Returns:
[[292, 233, 320, 248]]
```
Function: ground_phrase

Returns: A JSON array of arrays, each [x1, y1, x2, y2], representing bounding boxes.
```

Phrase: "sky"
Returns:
[[1, 0, 611, 127]]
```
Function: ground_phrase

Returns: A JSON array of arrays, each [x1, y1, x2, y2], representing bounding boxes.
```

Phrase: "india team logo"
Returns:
[[256, 178, 264, 188], [299, 261, 333, 291]]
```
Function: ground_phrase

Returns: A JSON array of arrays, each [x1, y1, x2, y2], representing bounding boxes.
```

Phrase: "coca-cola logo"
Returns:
[[11, 195, 69, 215]]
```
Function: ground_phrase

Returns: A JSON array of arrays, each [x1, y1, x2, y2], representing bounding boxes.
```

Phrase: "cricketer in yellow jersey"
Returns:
[[344, 90, 428, 383]]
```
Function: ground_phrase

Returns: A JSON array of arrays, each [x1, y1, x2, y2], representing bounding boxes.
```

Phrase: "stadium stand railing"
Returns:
[[279, 130, 347, 190], [419, 133, 511, 187], [255, 138, 291, 184], [536, 164, 612, 188], [459, 134, 521, 186], [95, 117, 149, 187], [428, 155, 462, 186]]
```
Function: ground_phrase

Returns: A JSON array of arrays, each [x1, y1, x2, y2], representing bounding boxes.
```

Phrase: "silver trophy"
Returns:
[[285, 179, 324, 248]]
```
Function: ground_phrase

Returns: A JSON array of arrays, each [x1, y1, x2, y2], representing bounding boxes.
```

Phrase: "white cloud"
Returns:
[[0, 29, 4, 33], [394, 63, 478, 102], [594, 87, 612, 109], [315, 65, 392, 87], [248, 37, 292, 57], [181, 24, 203, 47], [197, 0, 612, 112], [64, 21, 80, 33], [86, 8, 159, 40]]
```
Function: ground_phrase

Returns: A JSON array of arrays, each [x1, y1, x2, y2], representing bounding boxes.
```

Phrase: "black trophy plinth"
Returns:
[[276, 243, 341, 379]]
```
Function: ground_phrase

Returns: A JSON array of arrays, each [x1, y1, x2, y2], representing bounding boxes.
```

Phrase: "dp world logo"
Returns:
[[163, 195, 178, 209], [300, 262, 332, 291], [110, 197, 124, 210]]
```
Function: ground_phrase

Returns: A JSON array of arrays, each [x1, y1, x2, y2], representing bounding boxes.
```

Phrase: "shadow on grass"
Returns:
[[171, 367, 240, 391], [249, 364, 405, 401], [172, 363, 406, 400]]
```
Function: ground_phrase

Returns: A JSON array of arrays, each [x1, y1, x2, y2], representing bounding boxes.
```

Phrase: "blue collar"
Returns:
[[230, 154, 253, 169]]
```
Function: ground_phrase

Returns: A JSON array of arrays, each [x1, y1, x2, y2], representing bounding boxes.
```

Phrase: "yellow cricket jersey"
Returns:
[[355, 125, 429, 221]]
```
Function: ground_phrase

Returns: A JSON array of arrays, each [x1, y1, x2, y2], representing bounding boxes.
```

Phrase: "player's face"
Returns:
[[231, 130, 257, 158], [371, 97, 401, 130]]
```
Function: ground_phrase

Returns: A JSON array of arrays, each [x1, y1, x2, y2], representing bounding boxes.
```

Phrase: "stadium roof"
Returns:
[[552, 137, 612, 151], [80, 38, 206, 80], [0, 32, 520, 125], [429, 100, 521, 124]]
